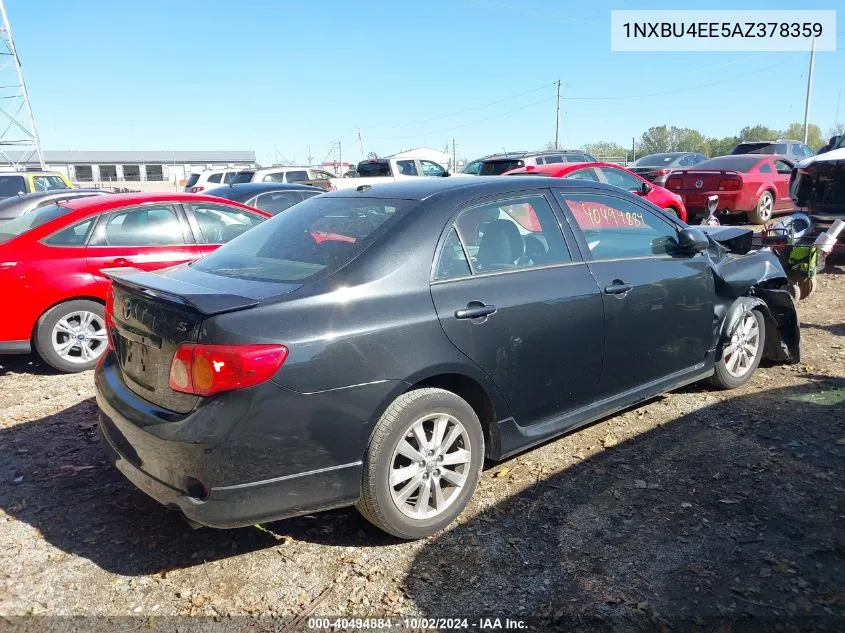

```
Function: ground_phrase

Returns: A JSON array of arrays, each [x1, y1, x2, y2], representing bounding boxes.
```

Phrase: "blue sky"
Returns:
[[10, 0, 844, 165]]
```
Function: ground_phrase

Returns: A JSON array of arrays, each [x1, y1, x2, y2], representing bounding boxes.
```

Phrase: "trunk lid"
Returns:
[[679, 170, 736, 191], [105, 266, 300, 413]]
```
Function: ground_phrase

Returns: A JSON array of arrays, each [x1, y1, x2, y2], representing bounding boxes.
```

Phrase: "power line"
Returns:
[[563, 54, 800, 101], [371, 82, 555, 130], [372, 95, 557, 141]]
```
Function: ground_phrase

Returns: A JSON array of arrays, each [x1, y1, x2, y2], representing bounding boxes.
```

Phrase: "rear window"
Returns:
[[635, 154, 678, 166], [694, 157, 762, 172], [192, 197, 414, 283], [479, 160, 524, 175], [0, 204, 73, 244], [185, 174, 200, 188], [0, 175, 27, 198], [731, 143, 771, 155], [356, 162, 392, 177], [231, 171, 255, 184], [563, 153, 592, 162]]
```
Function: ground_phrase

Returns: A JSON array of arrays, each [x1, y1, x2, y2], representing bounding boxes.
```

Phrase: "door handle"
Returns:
[[105, 258, 130, 267], [604, 282, 633, 295], [455, 301, 496, 319]]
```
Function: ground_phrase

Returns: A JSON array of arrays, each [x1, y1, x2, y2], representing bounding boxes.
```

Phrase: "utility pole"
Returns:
[[357, 128, 364, 160], [631, 137, 636, 164], [802, 36, 816, 145], [338, 141, 342, 175], [307, 145, 313, 166], [554, 80, 561, 150], [0, 0, 45, 169], [452, 138, 456, 173]]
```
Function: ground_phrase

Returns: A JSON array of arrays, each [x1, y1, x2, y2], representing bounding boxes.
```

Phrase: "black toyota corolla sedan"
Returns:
[[95, 177, 800, 539]]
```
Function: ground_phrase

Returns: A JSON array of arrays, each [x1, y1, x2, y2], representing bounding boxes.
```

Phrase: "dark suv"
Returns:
[[730, 139, 815, 162]]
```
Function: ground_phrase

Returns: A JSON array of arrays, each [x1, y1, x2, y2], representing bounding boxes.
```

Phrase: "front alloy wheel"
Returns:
[[709, 309, 766, 390], [35, 299, 108, 373]]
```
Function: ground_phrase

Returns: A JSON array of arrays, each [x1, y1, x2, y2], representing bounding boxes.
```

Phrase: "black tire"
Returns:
[[34, 299, 107, 373], [709, 309, 766, 390], [795, 276, 816, 300], [748, 191, 774, 224], [356, 387, 484, 539]]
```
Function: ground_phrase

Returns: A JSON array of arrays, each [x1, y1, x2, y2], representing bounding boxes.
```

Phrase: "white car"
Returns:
[[184, 168, 241, 193], [230, 167, 336, 190], [329, 158, 452, 191]]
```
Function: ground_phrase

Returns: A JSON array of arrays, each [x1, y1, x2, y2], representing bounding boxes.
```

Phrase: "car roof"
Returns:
[[503, 162, 620, 176], [206, 182, 323, 196], [483, 149, 590, 161], [320, 175, 629, 202], [0, 189, 105, 205], [59, 191, 264, 212], [638, 151, 693, 158]]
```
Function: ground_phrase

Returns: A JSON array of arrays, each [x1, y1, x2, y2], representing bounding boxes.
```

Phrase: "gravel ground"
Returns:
[[1, 265, 843, 632]]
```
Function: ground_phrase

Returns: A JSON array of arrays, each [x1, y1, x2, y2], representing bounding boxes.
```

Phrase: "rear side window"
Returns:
[[207, 173, 223, 184], [557, 192, 679, 260], [44, 217, 95, 246], [284, 171, 309, 182], [357, 162, 392, 177], [0, 175, 27, 197], [564, 153, 591, 162], [0, 204, 73, 244], [253, 190, 318, 215], [759, 163, 773, 173], [231, 171, 255, 184], [434, 228, 471, 279], [479, 160, 524, 175], [437, 194, 571, 277], [188, 203, 265, 244], [103, 205, 186, 246], [262, 172, 287, 183], [193, 197, 414, 283], [223, 171, 236, 184]]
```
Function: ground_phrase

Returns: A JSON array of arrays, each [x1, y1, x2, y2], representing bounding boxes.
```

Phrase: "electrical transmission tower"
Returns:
[[0, 0, 44, 169]]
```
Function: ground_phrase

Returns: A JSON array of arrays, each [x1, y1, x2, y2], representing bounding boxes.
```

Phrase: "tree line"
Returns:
[[582, 122, 845, 160]]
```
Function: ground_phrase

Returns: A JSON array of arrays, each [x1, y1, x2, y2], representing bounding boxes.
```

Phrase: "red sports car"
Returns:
[[664, 155, 794, 224], [503, 162, 688, 222], [0, 193, 270, 372]]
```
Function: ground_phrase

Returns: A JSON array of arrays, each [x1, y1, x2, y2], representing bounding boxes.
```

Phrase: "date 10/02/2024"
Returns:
[[307, 616, 529, 630]]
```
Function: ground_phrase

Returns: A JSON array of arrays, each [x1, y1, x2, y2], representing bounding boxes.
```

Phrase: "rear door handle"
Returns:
[[105, 258, 130, 267], [455, 302, 496, 319], [604, 282, 633, 295]]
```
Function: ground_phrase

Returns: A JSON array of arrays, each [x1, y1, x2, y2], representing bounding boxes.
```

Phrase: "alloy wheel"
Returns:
[[51, 310, 108, 365], [722, 312, 760, 378], [389, 413, 472, 520]]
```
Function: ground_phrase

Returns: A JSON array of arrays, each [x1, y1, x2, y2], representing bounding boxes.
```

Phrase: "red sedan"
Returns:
[[664, 155, 794, 224], [0, 193, 270, 372], [502, 162, 687, 222]]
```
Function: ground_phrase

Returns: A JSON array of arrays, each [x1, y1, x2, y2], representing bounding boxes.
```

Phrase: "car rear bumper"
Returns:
[[680, 192, 742, 214], [95, 352, 398, 528]]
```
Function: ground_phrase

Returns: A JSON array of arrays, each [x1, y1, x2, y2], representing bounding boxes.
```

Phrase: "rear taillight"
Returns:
[[190, 186, 205, 193], [104, 284, 115, 349], [169, 343, 288, 396], [655, 168, 671, 175], [666, 175, 682, 191], [718, 178, 742, 191]]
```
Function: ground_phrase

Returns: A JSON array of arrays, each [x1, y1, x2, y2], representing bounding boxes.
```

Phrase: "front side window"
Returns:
[[462, 160, 481, 175], [479, 160, 524, 176], [439, 194, 571, 276], [32, 175, 70, 192], [188, 203, 265, 244], [103, 205, 186, 246], [557, 192, 679, 260], [774, 159, 793, 174], [420, 160, 447, 176], [193, 197, 414, 283], [223, 171, 236, 184], [262, 172, 287, 183], [599, 167, 641, 192], [285, 170, 309, 182], [231, 171, 255, 184], [396, 160, 418, 176], [543, 155, 563, 164], [207, 173, 223, 184], [43, 217, 95, 246]]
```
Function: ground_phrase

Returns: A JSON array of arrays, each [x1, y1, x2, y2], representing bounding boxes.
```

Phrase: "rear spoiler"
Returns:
[[103, 267, 259, 316]]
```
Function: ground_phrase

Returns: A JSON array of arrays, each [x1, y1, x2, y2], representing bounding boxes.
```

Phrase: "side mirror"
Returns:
[[677, 227, 710, 254], [640, 181, 652, 195], [442, 171, 451, 177]]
